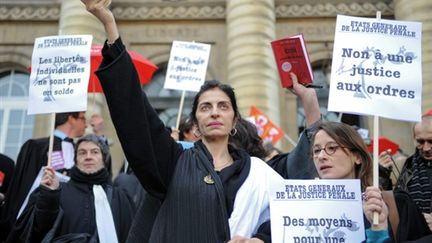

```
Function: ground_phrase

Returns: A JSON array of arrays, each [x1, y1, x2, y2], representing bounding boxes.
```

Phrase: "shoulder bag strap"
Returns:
[[382, 190, 399, 240]]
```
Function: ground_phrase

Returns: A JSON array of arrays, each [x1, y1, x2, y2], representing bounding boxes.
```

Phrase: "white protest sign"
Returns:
[[270, 179, 365, 243], [164, 40, 211, 92], [329, 15, 422, 122], [28, 35, 93, 114]]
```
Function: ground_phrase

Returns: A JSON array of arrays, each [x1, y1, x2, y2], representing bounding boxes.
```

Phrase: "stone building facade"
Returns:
[[1, 0, 431, 175]]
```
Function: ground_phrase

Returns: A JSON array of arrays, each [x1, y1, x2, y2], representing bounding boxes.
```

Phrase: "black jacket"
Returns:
[[97, 38, 273, 242], [6, 168, 136, 243], [392, 190, 431, 242], [267, 128, 318, 180], [0, 136, 63, 241]]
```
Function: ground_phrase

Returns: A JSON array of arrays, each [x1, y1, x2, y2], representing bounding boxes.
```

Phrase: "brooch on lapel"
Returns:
[[203, 174, 214, 184]]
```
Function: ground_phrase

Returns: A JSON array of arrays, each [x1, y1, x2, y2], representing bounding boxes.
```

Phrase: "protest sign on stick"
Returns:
[[28, 35, 93, 114], [328, 14, 422, 122], [329, 12, 422, 224], [164, 40, 211, 129], [28, 35, 92, 166], [269, 179, 365, 243]]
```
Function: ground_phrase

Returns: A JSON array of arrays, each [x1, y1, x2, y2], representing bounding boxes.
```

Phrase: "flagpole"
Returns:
[[372, 11, 382, 226], [283, 133, 298, 147], [372, 115, 380, 225], [47, 112, 56, 167], [92, 76, 96, 114]]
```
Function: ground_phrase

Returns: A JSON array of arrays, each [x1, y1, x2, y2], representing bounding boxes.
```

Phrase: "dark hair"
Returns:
[[229, 118, 267, 160], [189, 80, 240, 126], [55, 112, 81, 127], [74, 134, 111, 166], [263, 141, 283, 156], [311, 121, 372, 191], [178, 117, 195, 141]]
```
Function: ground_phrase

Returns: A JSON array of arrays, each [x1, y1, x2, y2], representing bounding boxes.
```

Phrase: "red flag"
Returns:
[[367, 136, 400, 155], [249, 106, 284, 144], [423, 109, 432, 117]]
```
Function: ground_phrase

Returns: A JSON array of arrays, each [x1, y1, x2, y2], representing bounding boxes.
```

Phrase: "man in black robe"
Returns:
[[0, 111, 86, 241], [0, 154, 15, 206]]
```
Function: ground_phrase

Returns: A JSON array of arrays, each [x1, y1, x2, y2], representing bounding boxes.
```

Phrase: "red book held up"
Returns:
[[271, 34, 313, 88]]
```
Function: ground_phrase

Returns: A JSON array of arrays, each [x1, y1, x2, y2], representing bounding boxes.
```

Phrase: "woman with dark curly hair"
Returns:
[[81, 1, 285, 242]]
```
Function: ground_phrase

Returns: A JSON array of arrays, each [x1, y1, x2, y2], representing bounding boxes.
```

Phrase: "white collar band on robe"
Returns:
[[61, 141, 75, 169], [54, 129, 75, 169], [93, 184, 118, 243]]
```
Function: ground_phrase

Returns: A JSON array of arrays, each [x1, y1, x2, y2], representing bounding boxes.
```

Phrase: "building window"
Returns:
[[0, 70, 34, 160]]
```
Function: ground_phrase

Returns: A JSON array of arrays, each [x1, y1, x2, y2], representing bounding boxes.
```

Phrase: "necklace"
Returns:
[[214, 158, 233, 171]]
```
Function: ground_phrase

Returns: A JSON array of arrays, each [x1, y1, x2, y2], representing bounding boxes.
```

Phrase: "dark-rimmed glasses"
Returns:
[[312, 143, 346, 157]]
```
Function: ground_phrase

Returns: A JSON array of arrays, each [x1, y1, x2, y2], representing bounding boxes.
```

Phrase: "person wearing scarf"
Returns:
[[0, 112, 86, 242], [6, 134, 135, 243], [81, 1, 287, 242], [395, 113, 432, 232]]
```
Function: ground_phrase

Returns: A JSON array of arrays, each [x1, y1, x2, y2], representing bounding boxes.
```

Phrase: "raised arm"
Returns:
[[32, 167, 61, 242], [81, 0, 118, 43], [267, 73, 320, 179], [81, 0, 183, 199], [289, 72, 321, 127]]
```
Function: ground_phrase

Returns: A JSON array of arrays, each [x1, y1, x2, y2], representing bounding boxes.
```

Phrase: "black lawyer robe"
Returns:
[[6, 168, 136, 243], [0, 136, 64, 241]]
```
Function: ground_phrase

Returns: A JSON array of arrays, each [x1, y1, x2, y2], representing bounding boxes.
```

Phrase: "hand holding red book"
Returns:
[[271, 34, 314, 88]]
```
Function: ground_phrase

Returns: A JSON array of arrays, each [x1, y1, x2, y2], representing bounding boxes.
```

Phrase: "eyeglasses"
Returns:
[[416, 139, 432, 147], [312, 143, 346, 157]]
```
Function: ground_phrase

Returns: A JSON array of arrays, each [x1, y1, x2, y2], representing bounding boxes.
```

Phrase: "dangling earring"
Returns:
[[229, 128, 238, 136], [194, 129, 202, 138]]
